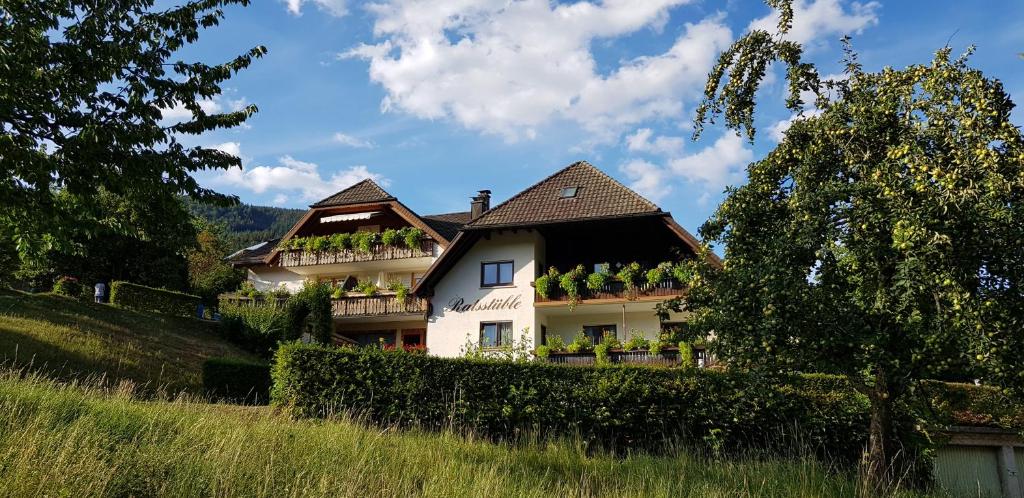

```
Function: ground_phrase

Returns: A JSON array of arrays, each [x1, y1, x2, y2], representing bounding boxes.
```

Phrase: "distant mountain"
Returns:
[[185, 199, 304, 251]]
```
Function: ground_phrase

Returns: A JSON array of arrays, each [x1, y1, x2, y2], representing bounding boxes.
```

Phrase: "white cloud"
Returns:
[[766, 109, 823, 142], [343, 1, 731, 141], [283, 0, 347, 17], [332, 132, 375, 148], [625, 128, 684, 156], [210, 141, 242, 157], [748, 0, 880, 45], [211, 155, 387, 203], [667, 132, 753, 187], [620, 159, 673, 202], [272, 194, 289, 205]]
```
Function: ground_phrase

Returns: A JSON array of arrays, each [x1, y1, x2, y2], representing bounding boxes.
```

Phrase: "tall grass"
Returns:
[[0, 371, 941, 498]]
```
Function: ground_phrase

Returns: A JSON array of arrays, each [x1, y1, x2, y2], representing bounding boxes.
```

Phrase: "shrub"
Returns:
[[271, 346, 878, 460], [220, 302, 288, 356], [679, 342, 696, 369], [52, 276, 82, 297], [110, 281, 200, 317], [202, 357, 271, 404], [284, 281, 333, 344], [238, 281, 262, 299]]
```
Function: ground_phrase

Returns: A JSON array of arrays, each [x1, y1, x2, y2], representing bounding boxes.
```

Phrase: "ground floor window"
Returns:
[[341, 330, 396, 347], [583, 324, 616, 345], [401, 328, 425, 347], [480, 321, 513, 348]]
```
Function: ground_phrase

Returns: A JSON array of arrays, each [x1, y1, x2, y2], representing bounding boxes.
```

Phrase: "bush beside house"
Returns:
[[202, 357, 272, 404], [110, 281, 201, 317]]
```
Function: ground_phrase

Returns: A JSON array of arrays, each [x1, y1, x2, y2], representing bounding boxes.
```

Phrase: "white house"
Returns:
[[230, 161, 718, 362]]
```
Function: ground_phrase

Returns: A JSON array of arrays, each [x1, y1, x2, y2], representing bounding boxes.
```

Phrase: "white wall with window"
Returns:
[[425, 231, 542, 357]]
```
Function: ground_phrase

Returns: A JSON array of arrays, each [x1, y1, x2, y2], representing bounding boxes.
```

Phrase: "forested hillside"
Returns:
[[185, 199, 304, 251]]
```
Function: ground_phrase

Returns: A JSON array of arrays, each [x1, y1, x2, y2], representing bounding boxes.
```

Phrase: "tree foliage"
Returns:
[[0, 0, 265, 257], [188, 219, 244, 305], [687, 0, 1024, 489]]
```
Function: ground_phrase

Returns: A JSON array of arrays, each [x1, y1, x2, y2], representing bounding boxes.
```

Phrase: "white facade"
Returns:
[[246, 265, 305, 292], [426, 231, 543, 357]]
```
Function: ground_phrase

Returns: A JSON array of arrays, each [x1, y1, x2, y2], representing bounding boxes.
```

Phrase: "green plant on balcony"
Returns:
[[534, 266, 560, 299], [398, 227, 424, 250], [534, 344, 550, 359], [645, 262, 674, 286], [330, 287, 346, 299], [545, 334, 566, 352], [623, 331, 649, 351], [308, 236, 329, 253], [678, 341, 696, 369], [381, 228, 399, 246], [616, 262, 643, 299], [565, 330, 592, 353], [238, 281, 263, 299], [594, 331, 621, 365], [387, 280, 410, 304], [328, 233, 351, 251], [353, 279, 380, 296], [559, 264, 586, 310], [585, 268, 611, 292], [351, 231, 379, 253], [648, 340, 663, 356], [269, 285, 291, 299]]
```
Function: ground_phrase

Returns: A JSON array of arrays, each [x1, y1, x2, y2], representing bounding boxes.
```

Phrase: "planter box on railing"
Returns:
[[278, 240, 436, 267], [331, 293, 428, 318], [536, 278, 685, 303], [219, 294, 289, 308]]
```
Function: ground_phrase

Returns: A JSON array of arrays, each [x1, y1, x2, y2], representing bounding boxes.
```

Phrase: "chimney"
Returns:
[[471, 190, 491, 220]]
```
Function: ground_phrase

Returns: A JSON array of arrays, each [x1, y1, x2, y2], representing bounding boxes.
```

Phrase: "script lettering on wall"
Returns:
[[446, 294, 522, 313]]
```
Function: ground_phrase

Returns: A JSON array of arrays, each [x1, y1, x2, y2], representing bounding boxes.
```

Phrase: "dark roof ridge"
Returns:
[[467, 160, 590, 226], [311, 178, 395, 208]]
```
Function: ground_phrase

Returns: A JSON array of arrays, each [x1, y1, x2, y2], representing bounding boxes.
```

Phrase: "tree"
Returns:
[[0, 0, 265, 259], [686, 1, 1024, 491], [188, 219, 244, 305]]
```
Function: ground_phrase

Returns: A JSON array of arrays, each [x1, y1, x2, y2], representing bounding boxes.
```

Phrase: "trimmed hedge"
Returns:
[[202, 357, 271, 404], [52, 276, 82, 297], [272, 344, 873, 461], [110, 281, 200, 317]]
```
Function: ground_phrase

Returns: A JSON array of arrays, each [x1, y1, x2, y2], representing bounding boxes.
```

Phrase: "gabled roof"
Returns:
[[422, 211, 472, 241], [226, 238, 280, 267], [311, 179, 395, 208], [467, 161, 661, 229]]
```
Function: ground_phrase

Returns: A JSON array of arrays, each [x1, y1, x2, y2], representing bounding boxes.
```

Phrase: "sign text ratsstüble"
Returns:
[[446, 294, 522, 312]]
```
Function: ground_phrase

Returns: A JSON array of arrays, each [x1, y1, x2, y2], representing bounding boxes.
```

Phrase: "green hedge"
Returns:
[[110, 281, 200, 317], [202, 357, 271, 404], [52, 276, 82, 297], [272, 344, 874, 461], [219, 303, 288, 357]]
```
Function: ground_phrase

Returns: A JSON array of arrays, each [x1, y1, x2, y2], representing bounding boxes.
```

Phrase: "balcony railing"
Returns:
[[535, 278, 685, 304], [331, 294, 428, 318], [278, 240, 437, 268], [543, 348, 685, 367], [217, 293, 428, 318]]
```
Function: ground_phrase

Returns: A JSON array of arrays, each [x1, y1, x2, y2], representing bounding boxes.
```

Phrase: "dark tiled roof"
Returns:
[[311, 179, 395, 207], [468, 161, 661, 228], [422, 211, 472, 241], [226, 238, 279, 267]]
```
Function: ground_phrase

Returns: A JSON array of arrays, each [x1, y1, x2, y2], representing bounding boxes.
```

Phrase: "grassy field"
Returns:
[[0, 290, 258, 393], [0, 371, 942, 498]]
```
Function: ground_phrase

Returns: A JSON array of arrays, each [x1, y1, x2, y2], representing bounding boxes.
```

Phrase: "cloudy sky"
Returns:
[[181, 0, 1024, 234]]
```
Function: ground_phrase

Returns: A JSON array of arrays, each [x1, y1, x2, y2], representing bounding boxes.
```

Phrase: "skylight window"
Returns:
[[560, 186, 579, 198]]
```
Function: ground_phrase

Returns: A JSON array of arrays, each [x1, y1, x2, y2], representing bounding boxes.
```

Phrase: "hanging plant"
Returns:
[[672, 261, 694, 284], [381, 228, 399, 247], [309, 236, 329, 253], [329, 233, 351, 251], [646, 262, 674, 286], [534, 267, 560, 299], [559, 264, 586, 310], [616, 262, 643, 299], [387, 280, 410, 304], [401, 227, 425, 250], [351, 231, 379, 253]]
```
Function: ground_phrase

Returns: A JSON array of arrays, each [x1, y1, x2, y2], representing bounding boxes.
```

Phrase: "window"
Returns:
[[583, 324, 616, 345], [357, 225, 380, 233], [480, 321, 513, 348], [481, 261, 514, 287], [560, 186, 579, 198], [593, 262, 610, 273]]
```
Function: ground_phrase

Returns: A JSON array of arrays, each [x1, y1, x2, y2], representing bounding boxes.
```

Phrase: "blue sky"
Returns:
[[179, 0, 1024, 235]]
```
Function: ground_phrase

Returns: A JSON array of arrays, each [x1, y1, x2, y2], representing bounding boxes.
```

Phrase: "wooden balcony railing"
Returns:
[[536, 278, 685, 303], [331, 294, 429, 318], [278, 240, 437, 268], [543, 348, 685, 367]]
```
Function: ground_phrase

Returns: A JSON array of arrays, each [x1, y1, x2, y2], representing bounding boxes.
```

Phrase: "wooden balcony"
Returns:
[[535, 278, 685, 304], [543, 348, 684, 367], [331, 294, 428, 318], [278, 240, 437, 268]]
